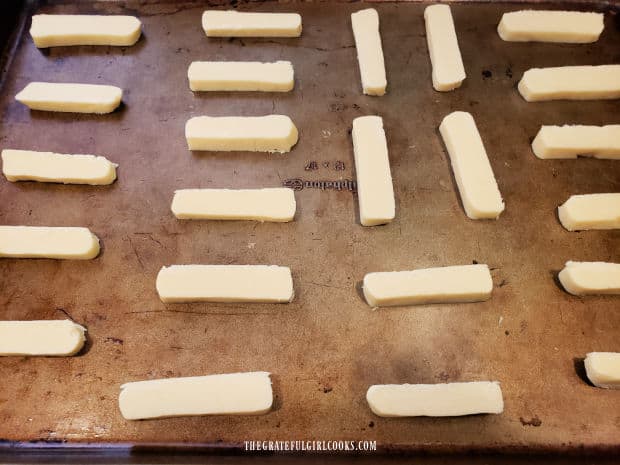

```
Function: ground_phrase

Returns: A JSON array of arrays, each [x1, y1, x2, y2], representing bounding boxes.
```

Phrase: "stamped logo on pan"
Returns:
[[283, 160, 357, 192]]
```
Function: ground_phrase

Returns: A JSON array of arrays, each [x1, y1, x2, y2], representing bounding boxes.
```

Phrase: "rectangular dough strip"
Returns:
[[532, 125, 620, 160], [156, 265, 294, 303], [558, 193, 620, 231], [498, 10, 604, 43], [30, 14, 142, 48], [439, 111, 504, 219], [363, 264, 493, 307], [188, 61, 294, 92], [0, 226, 100, 259], [202, 10, 301, 37], [0, 320, 86, 356], [351, 8, 387, 96], [119, 372, 273, 420], [185, 115, 298, 153], [2, 149, 117, 184], [585, 353, 620, 389], [15, 82, 122, 114], [424, 4, 466, 91], [172, 188, 296, 222], [518, 65, 620, 102], [351, 116, 395, 226], [559, 261, 620, 295], [367, 381, 504, 417]]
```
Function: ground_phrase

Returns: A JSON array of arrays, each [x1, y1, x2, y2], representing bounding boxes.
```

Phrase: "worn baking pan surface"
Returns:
[[0, 0, 618, 455]]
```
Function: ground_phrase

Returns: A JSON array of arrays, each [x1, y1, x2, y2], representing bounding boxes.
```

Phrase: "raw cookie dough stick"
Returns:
[[156, 265, 294, 303], [584, 353, 620, 389], [559, 261, 620, 295], [30, 14, 142, 48], [498, 10, 604, 43], [558, 194, 620, 231], [367, 381, 504, 417], [0, 320, 86, 356], [532, 125, 620, 160], [363, 264, 493, 307], [518, 65, 620, 102], [172, 188, 296, 222], [202, 11, 301, 37], [119, 372, 273, 420], [351, 8, 387, 96], [424, 4, 466, 91], [185, 115, 298, 153], [351, 116, 395, 226], [1, 149, 117, 185], [188, 61, 294, 92], [0, 226, 100, 259], [439, 111, 504, 219], [15, 82, 122, 114]]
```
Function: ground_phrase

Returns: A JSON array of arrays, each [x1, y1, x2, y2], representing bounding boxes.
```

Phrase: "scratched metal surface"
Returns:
[[0, 0, 618, 455]]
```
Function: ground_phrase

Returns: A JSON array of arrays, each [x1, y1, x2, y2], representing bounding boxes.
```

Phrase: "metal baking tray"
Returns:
[[0, 0, 618, 458]]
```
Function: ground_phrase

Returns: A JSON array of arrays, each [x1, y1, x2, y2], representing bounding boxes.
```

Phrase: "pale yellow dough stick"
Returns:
[[185, 115, 298, 153], [532, 125, 620, 160], [559, 261, 620, 296], [424, 4, 466, 91], [119, 372, 273, 420], [202, 10, 301, 37], [188, 61, 294, 92], [156, 265, 294, 303], [2, 149, 117, 185], [351, 115, 395, 226], [367, 381, 504, 417], [498, 10, 604, 43], [0, 226, 100, 259], [363, 264, 493, 307], [558, 194, 620, 231], [351, 8, 387, 96], [518, 65, 620, 102], [30, 14, 142, 48], [584, 353, 620, 389], [0, 320, 86, 356], [15, 82, 122, 114], [439, 111, 505, 220], [172, 188, 296, 222]]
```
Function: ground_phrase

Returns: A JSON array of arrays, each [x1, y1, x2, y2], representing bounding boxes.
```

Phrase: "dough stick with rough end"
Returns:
[[202, 11, 301, 37], [532, 125, 620, 160], [172, 188, 296, 222], [518, 65, 620, 102], [367, 381, 504, 417], [584, 353, 620, 389], [156, 265, 294, 303], [0, 320, 86, 356], [498, 10, 604, 43], [2, 149, 117, 185], [559, 261, 620, 296], [15, 82, 122, 113], [558, 194, 620, 231], [351, 8, 387, 96], [439, 111, 504, 219], [424, 4, 466, 91], [119, 372, 273, 420], [188, 61, 294, 92], [363, 264, 493, 307], [30, 14, 142, 48], [0, 226, 100, 259], [351, 116, 395, 226], [185, 115, 298, 153]]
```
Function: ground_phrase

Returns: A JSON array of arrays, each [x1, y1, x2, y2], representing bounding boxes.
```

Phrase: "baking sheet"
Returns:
[[0, 0, 618, 455]]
